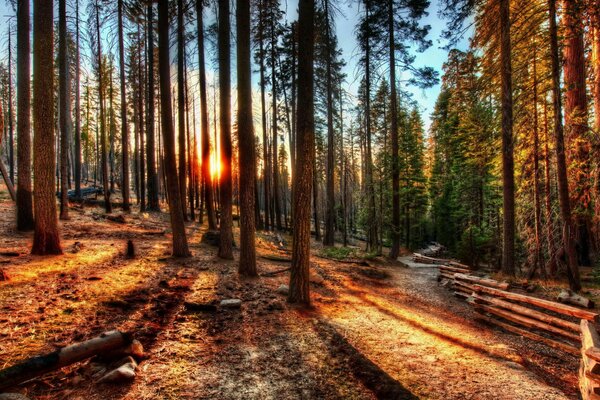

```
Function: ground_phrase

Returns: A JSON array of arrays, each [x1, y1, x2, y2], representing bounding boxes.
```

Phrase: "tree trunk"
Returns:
[[549, 0, 581, 290], [499, 0, 515, 275], [146, 3, 159, 211], [289, 0, 315, 306], [74, 0, 82, 199], [16, 0, 34, 231], [95, 0, 111, 214], [118, 0, 130, 212], [323, 0, 335, 247], [59, 0, 70, 220], [259, 0, 271, 231], [177, 0, 188, 221], [388, 0, 400, 259], [543, 97, 558, 276], [563, 0, 591, 266], [157, 0, 190, 257], [237, 0, 257, 276], [530, 45, 543, 278], [364, 0, 377, 253], [32, 0, 62, 255], [218, 0, 234, 260], [196, 0, 217, 230], [8, 29, 14, 185], [271, 15, 282, 231]]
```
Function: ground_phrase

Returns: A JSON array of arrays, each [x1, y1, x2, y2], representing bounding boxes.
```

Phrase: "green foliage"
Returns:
[[320, 246, 355, 260]]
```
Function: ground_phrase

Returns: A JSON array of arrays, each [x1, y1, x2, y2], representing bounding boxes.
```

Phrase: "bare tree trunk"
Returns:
[[323, 0, 335, 247], [59, 0, 70, 220], [543, 98, 558, 275], [147, 3, 159, 211], [549, 0, 581, 290], [196, 0, 217, 229], [500, 0, 515, 275], [364, 0, 377, 253], [32, 0, 62, 255], [271, 15, 282, 231], [95, 0, 111, 214], [218, 0, 234, 260], [177, 0, 188, 221], [237, 0, 257, 276], [118, 0, 130, 212], [530, 45, 543, 278], [289, 0, 315, 306], [157, 0, 190, 257], [388, 0, 400, 259], [563, 0, 591, 266], [259, 0, 271, 231], [16, 0, 34, 231], [74, 0, 82, 199]]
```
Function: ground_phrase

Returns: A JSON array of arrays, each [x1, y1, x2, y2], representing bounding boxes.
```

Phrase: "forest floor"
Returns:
[[0, 186, 581, 399]]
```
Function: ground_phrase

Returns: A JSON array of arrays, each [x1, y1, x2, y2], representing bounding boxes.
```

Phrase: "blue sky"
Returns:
[[0, 0, 471, 132]]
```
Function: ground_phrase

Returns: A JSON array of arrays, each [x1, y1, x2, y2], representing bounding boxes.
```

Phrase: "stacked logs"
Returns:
[[581, 320, 600, 399], [469, 285, 599, 356]]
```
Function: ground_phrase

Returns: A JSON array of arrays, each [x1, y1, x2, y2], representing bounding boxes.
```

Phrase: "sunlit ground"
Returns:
[[0, 190, 578, 400]]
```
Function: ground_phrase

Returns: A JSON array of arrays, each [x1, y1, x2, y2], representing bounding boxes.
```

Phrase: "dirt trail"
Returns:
[[0, 196, 578, 399]]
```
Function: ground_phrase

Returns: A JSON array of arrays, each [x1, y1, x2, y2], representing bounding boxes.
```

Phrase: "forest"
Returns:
[[0, 0, 599, 399]]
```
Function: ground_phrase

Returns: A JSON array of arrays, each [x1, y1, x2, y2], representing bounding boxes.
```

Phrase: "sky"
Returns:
[[0, 0, 472, 132]]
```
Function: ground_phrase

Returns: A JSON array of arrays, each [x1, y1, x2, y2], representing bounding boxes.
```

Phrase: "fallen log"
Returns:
[[582, 321, 600, 374], [438, 271, 456, 281], [452, 280, 475, 293], [471, 293, 579, 333], [412, 253, 450, 265], [471, 302, 580, 342], [0, 330, 131, 391], [454, 291, 470, 299], [439, 265, 470, 274], [587, 348, 600, 364], [448, 260, 471, 270], [472, 284, 599, 322], [454, 273, 509, 290], [558, 289, 595, 309], [475, 312, 579, 356]]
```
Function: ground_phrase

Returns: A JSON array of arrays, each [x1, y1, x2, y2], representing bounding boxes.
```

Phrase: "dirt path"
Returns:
[[0, 196, 578, 399]]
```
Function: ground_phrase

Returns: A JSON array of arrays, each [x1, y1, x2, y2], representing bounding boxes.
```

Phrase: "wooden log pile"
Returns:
[[412, 253, 451, 265], [581, 319, 600, 399], [469, 285, 599, 356]]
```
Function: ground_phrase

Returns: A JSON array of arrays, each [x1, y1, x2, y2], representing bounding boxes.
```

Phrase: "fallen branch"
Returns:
[[261, 267, 291, 277], [0, 330, 131, 391], [260, 254, 292, 262]]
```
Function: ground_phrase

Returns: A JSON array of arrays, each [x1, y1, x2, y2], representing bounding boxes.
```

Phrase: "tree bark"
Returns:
[[259, 0, 271, 231], [289, 0, 315, 306], [563, 0, 591, 266], [59, 0, 70, 220], [95, 0, 111, 214], [158, 0, 190, 257], [323, 0, 335, 247], [388, 0, 400, 259], [499, 0, 515, 275], [549, 0, 581, 290], [237, 0, 257, 276], [118, 0, 130, 212], [177, 0, 188, 221], [16, 0, 34, 231], [271, 14, 282, 231], [196, 0, 217, 230], [218, 0, 234, 260], [74, 0, 82, 200], [32, 0, 62, 255], [146, 3, 159, 211]]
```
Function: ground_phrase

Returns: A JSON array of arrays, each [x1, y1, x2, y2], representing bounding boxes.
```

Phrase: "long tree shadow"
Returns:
[[14, 256, 208, 399], [313, 319, 419, 400], [331, 279, 524, 365]]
